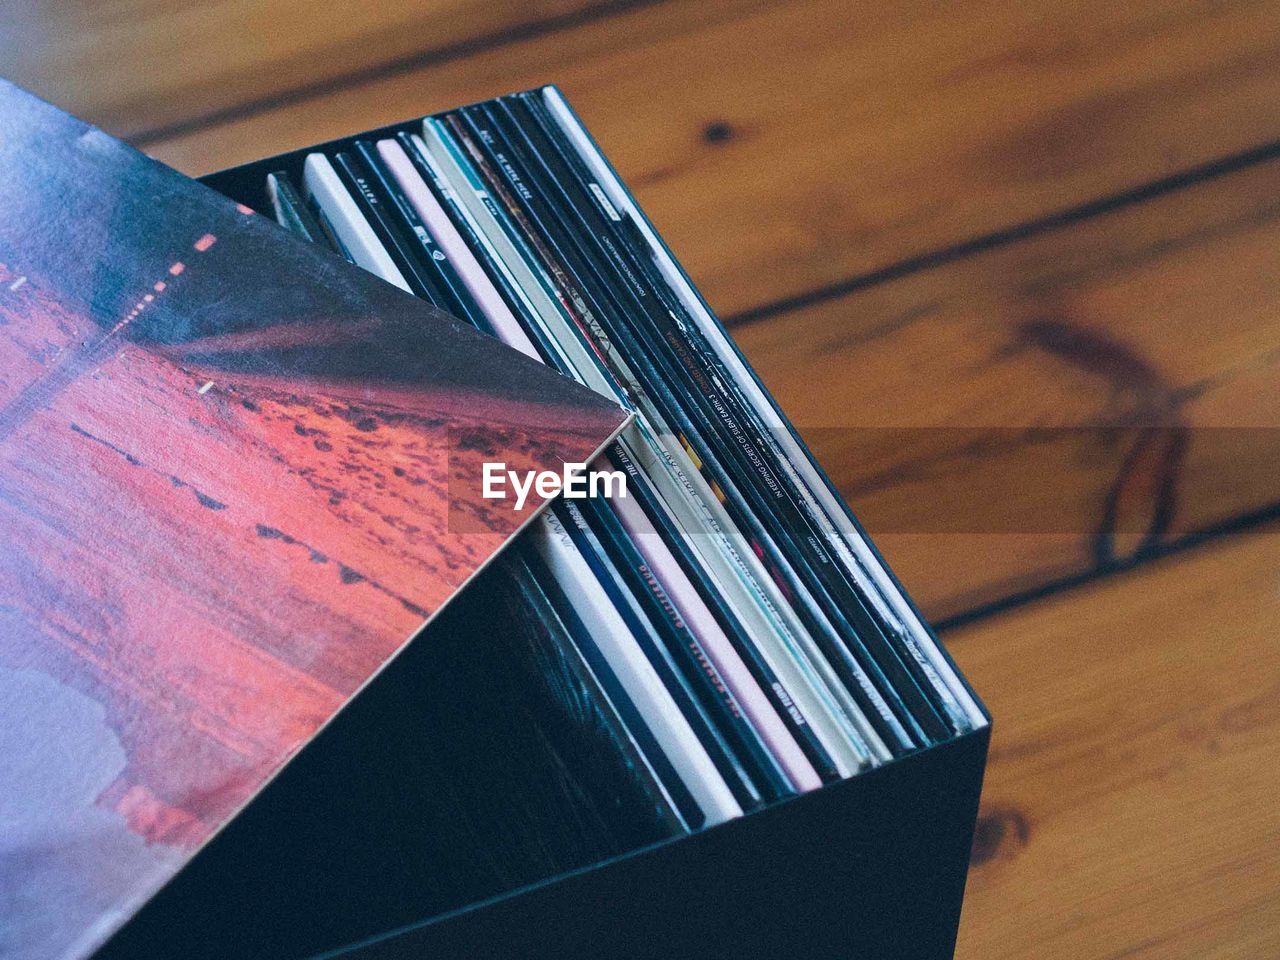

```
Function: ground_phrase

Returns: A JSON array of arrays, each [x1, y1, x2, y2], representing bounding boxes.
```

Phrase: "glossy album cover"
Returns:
[[0, 80, 629, 960]]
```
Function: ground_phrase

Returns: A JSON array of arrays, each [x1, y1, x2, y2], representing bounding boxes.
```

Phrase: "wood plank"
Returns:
[[0, 0, 614, 139], [733, 153, 1280, 619], [139, 0, 1280, 318], [945, 525, 1280, 960]]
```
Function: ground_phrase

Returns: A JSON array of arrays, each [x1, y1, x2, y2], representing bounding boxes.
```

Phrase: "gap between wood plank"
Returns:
[[935, 500, 1280, 635], [725, 137, 1280, 328], [128, 0, 669, 148]]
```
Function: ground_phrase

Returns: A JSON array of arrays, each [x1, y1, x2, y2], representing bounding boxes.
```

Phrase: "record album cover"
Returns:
[[0, 81, 629, 960]]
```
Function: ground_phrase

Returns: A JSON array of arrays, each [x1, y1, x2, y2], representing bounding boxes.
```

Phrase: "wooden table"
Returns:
[[7, 2, 1277, 956]]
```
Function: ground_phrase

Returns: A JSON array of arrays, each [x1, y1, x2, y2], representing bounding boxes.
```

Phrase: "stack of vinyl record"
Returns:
[[247, 83, 985, 939]]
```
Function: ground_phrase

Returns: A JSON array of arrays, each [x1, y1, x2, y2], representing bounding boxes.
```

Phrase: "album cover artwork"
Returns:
[[0, 81, 628, 960], [94, 549, 683, 960]]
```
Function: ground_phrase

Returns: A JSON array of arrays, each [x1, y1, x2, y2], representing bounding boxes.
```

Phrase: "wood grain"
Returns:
[[733, 152, 1280, 619], [1, 0, 624, 139], [133, 0, 1280, 318], [946, 524, 1280, 960]]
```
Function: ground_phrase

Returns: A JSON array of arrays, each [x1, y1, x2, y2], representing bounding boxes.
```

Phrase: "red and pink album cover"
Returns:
[[0, 80, 629, 960]]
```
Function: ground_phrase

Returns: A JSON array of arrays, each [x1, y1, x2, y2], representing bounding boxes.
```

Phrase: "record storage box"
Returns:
[[107, 97, 991, 960]]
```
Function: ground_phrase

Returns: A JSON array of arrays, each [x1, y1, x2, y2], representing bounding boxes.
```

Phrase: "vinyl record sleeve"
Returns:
[[489, 96, 928, 751], [418, 113, 874, 776], [0, 80, 630, 960]]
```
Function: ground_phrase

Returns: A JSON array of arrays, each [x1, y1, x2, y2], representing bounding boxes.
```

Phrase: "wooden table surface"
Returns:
[[6, 2, 1277, 956]]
